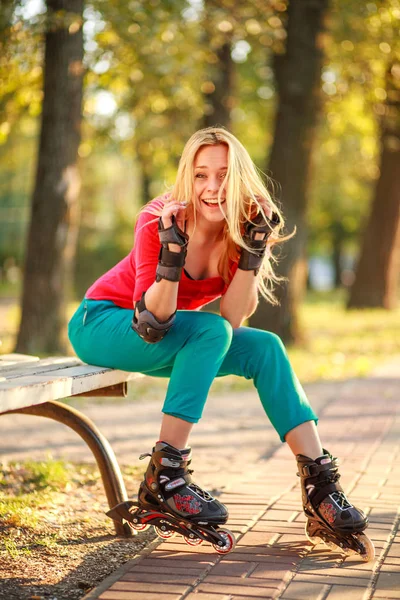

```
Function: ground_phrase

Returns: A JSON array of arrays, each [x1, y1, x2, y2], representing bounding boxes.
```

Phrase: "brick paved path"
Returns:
[[80, 370, 400, 600]]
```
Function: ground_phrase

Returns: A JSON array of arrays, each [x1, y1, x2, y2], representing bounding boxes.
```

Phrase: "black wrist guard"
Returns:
[[238, 211, 280, 274], [156, 216, 189, 283]]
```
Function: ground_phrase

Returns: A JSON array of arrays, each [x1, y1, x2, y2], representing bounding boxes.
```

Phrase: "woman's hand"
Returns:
[[239, 207, 280, 273], [161, 200, 187, 230], [160, 200, 188, 254], [252, 198, 273, 240]]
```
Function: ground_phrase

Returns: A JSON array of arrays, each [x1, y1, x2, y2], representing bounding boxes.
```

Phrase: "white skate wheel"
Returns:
[[354, 532, 375, 562], [212, 528, 236, 554], [184, 535, 203, 546], [129, 522, 149, 532], [154, 525, 175, 539]]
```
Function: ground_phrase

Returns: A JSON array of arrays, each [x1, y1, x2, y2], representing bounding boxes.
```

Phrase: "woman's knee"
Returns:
[[192, 312, 233, 350], [237, 328, 288, 376], [264, 331, 286, 353], [237, 327, 285, 354]]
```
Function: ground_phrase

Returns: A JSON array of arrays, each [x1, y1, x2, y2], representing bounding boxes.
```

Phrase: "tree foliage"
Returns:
[[0, 0, 399, 331]]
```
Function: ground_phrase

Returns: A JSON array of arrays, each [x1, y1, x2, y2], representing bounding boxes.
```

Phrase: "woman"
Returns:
[[68, 127, 372, 557]]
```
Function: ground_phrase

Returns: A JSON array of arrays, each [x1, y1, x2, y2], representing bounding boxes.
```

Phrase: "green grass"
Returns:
[[290, 290, 400, 382], [0, 459, 96, 557], [0, 458, 71, 531]]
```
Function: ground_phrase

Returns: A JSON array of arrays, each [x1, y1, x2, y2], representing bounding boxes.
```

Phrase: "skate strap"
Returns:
[[298, 458, 338, 478], [311, 482, 344, 507], [139, 452, 151, 460], [164, 477, 186, 491]]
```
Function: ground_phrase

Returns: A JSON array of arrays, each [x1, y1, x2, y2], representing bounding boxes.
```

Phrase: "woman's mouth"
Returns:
[[202, 198, 226, 208]]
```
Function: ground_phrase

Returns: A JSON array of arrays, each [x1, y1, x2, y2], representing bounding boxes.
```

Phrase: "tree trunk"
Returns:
[[249, 0, 330, 343], [332, 221, 345, 288], [203, 41, 235, 129], [347, 63, 400, 309], [16, 0, 84, 354], [135, 140, 152, 206]]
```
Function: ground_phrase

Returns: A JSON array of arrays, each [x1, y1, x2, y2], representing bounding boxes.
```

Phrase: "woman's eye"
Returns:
[[195, 173, 205, 178]]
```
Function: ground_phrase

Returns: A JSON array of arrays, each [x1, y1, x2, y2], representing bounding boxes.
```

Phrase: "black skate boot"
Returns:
[[138, 441, 228, 524], [297, 449, 375, 561], [107, 442, 235, 554]]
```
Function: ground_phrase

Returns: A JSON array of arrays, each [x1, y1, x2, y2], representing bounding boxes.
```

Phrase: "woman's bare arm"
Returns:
[[220, 269, 259, 328], [143, 278, 180, 322]]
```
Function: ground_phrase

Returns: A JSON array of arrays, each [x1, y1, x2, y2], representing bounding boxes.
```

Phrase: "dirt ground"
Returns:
[[0, 463, 155, 600]]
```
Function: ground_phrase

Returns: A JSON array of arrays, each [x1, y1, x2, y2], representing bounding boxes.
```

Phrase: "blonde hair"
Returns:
[[139, 126, 293, 305]]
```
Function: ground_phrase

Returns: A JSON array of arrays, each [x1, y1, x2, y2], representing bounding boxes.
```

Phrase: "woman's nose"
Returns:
[[207, 176, 219, 192]]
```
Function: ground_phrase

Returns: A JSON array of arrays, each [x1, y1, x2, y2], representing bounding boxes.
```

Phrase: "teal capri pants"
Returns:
[[68, 299, 317, 442]]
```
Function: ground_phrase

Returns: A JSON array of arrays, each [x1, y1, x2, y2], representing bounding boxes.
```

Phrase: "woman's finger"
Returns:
[[163, 202, 187, 216], [161, 202, 187, 228]]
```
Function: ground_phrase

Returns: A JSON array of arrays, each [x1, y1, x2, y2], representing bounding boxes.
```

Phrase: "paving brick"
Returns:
[[325, 585, 367, 599], [296, 565, 372, 579], [229, 545, 306, 558], [384, 556, 400, 566], [367, 528, 392, 541], [249, 562, 295, 580], [375, 571, 400, 591], [197, 582, 279, 597], [120, 572, 196, 584], [99, 593, 180, 600], [184, 594, 234, 600], [261, 509, 300, 522], [161, 541, 219, 554], [202, 575, 281, 589], [280, 580, 331, 599], [387, 543, 400, 558], [299, 556, 342, 570], [274, 533, 307, 544], [367, 522, 395, 531], [139, 558, 214, 568], [372, 591, 400, 599], [293, 571, 372, 587], [210, 561, 254, 577], [238, 531, 281, 546], [251, 521, 305, 534], [150, 550, 218, 561], [127, 565, 205, 575], [339, 558, 378, 572], [380, 563, 400, 573], [104, 581, 188, 593], [370, 508, 397, 523]]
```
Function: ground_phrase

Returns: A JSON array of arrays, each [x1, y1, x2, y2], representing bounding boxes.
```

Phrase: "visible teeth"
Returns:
[[203, 199, 224, 204]]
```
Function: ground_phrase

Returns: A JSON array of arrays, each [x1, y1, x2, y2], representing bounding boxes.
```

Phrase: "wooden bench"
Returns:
[[0, 353, 141, 536]]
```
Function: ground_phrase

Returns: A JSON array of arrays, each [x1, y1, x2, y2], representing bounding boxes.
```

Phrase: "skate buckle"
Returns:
[[301, 464, 320, 477]]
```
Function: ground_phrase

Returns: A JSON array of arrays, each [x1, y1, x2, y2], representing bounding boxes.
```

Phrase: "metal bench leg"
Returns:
[[9, 401, 132, 536]]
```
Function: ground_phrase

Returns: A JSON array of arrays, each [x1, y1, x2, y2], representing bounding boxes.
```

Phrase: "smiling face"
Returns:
[[193, 144, 228, 223]]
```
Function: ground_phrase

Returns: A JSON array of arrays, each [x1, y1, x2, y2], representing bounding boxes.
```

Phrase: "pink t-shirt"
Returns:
[[86, 197, 237, 310]]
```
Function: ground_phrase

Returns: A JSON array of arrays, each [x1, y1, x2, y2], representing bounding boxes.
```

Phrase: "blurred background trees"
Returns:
[[16, 0, 84, 354], [0, 0, 399, 353]]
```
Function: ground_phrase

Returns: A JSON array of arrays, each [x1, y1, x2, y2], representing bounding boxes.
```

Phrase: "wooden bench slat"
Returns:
[[0, 369, 142, 413], [0, 357, 82, 379], [2, 364, 124, 382], [0, 354, 40, 366]]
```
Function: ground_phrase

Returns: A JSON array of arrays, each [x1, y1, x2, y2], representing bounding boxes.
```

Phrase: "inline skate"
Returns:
[[107, 441, 236, 554], [297, 449, 375, 561]]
